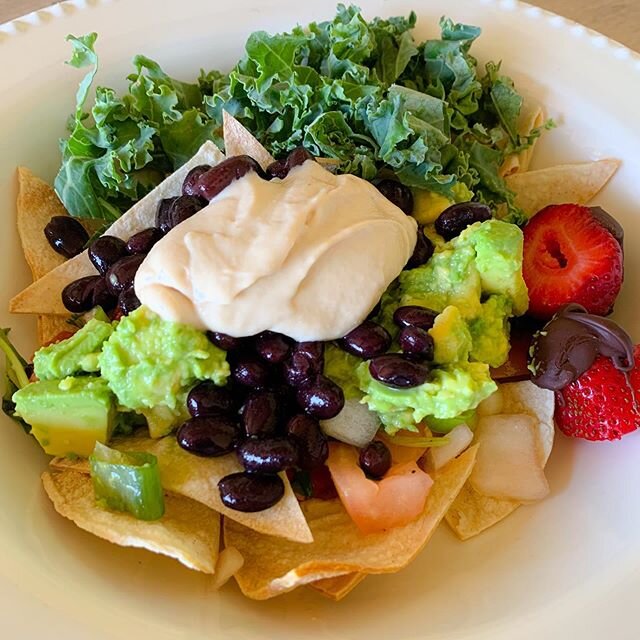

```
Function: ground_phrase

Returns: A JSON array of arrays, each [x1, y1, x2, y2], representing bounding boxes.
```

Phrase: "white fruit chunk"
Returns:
[[426, 424, 474, 471], [320, 399, 381, 448], [477, 388, 504, 416], [470, 414, 550, 502]]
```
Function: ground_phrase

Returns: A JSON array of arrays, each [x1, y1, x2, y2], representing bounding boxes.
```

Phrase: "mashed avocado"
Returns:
[[356, 360, 496, 434], [99, 307, 229, 437], [33, 318, 113, 380], [367, 218, 527, 433], [324, 344, 362, 400]]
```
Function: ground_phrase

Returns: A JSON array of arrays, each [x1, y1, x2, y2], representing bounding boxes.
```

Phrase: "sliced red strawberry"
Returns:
[[523, 204, 623, 319], [556, 345, 640, 441]]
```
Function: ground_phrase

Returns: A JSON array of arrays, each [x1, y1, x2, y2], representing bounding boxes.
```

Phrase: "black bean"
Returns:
[[266, 147, 315, 180], [359, 441, 392, 479], [232, 355, 271, 389], [194, 155, 266, 200], [339, 320, 391, 359], [435, 202, 491, 241], [187, 381, 236, 418], [167, 195, 207, 231], [105, 254, 145, 294], [237, 437, 299, 473], [393, 305, 438, 330], [375, 179, 414, 215], [126, 228, 163, 255], [255, 331, 292, 364], [88, 235, 128, 276], [265, 159, 288, 180], [115, 287, 141, 316], [218, 472, 284, 512], [296, 375, 344, 420], [91, 277, 117, 311], [156, 197, 177, 233], [182, 164, 212, 196], [405, 227, 435, 269], [240, 391, 279, 438], [61, 276, 102, 312], [44, 216, 89, 258], [176, 415, 240, 457], [283, 342, 325, 388], [369, 354, 430, 389], [206, 331, 244, 351], [398, 326, 435, 360], [286, 414, 328, 470]]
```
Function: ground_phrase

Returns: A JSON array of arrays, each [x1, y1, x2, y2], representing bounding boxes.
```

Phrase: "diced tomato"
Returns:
[[327, 442, 433, 534], [309, 465, 338, 500]]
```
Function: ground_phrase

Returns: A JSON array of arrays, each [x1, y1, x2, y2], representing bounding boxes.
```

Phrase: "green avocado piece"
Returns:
[[33, 318, 113, 381], [454, 219, 529, 315], [13, 377, 115, 456], [428, 305, 472, 364], [99, 307, 230, 438], [324, 344, 363, 400], [356, 360, 496, 435], [469, 294, 513, 368]]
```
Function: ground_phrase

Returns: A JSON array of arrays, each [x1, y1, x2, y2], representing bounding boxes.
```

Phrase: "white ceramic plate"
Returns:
[[1, 0, 639, 638]]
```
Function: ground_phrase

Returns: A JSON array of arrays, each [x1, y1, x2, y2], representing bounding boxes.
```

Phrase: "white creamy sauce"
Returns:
[[135, 161, 417, 341]]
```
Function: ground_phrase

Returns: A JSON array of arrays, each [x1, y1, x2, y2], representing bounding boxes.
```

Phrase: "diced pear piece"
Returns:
[[426, 423, 474, 471], [470, 414, 549, 502], [476, 388, 504, 416], [320, 399, 381, 448]]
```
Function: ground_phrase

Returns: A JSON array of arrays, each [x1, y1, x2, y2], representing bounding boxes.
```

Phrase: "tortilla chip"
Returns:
[[224, 446, 477, 600], [36, 315, 75, 347], [505, 159, 619, 219], [499, 103, 545, 177], [310, 573, 366, 601], [51, 432, 312, 544], [42, 469, 220, 573], [446, 381, 554, 540], [211, 546, 245, 590], [223, 111, 275, 170], [10, 142, 225, 316]]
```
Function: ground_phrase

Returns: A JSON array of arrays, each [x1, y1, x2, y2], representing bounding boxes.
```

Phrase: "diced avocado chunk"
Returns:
[[356, 360, 496, 434], [429, 305, 472, 364], [469, 295, 513, 368], [33, 318, 113, 381], [13, 377, 116, 456], [454, 219, 529, 315], [99, 307, 230, 438]]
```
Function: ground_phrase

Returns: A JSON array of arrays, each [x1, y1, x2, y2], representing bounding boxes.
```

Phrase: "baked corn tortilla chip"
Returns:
[[211, 546, 245, 590], [499, 103, 545, 177], [224, 446, 477, 600], [310, 573, 367, 601], [51, 432, 312, 544], [10, 141, 225, 316], [505, 159, 619, 219], [446, 381, 554, 540], [223, 111, 275, 170], [42, 469, 220, 573]]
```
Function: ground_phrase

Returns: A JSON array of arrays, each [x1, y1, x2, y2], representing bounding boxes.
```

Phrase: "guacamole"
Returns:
[[99, 307, 230, 437]]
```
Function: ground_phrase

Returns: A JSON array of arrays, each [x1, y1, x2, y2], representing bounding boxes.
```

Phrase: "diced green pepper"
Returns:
[[89, 442, 165, 520]]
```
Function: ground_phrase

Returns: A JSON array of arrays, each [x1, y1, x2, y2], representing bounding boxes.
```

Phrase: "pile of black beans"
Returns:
[[177, 331, 342, 513]]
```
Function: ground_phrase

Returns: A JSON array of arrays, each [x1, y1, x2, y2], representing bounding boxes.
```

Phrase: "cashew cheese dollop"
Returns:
[[134, 161, 417, 341]]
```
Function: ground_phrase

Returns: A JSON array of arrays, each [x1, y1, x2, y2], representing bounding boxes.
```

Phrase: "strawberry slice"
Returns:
[[523, 204, 623, 319], [556, 345, 640, 441]]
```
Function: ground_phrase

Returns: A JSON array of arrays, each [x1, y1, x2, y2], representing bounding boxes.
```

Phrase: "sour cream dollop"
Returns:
[[134, 161, 417, 341]]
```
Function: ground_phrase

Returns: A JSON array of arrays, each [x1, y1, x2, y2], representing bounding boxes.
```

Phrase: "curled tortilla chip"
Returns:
[[499, 103, 545, 177], [36, 315, 75, 347], [310, 572, 366, 601], [10, 141, 225, 316], [42, 469, 220, 573], [51, 432, 312, 544], [224, 446, 477, 600], [446, 381, 554, 540], [505, 159, 619, 219], [223, 111, 275, 170]]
